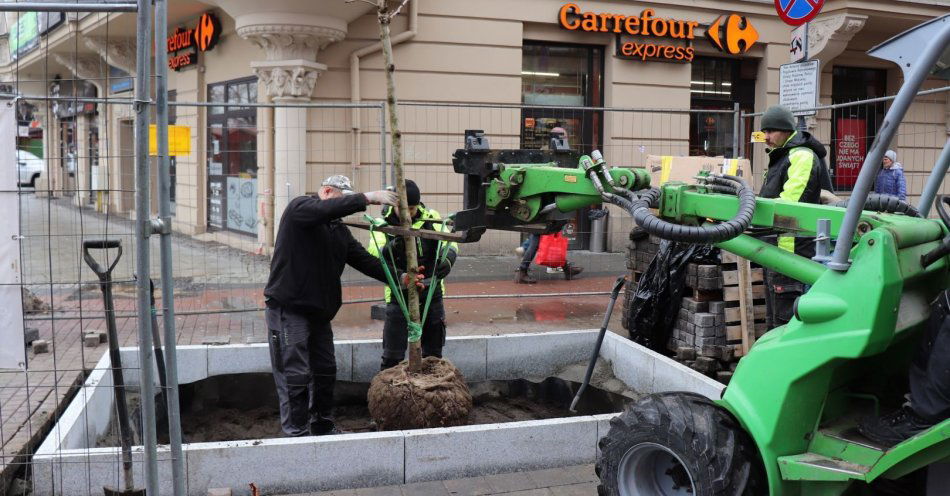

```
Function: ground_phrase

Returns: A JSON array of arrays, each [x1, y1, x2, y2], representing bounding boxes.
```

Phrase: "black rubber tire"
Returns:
[[596, 392, 765, 496]]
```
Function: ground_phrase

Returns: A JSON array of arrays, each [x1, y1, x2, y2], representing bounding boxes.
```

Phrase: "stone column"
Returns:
[[252, 61, 324, 225], [239, 23, 344, 240]]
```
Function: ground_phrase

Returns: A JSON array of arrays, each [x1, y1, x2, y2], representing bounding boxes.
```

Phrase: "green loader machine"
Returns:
[[443, 14, 950, 496]]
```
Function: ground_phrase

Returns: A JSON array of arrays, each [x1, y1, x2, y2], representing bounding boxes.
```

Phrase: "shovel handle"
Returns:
[[82, 239, 123, 279]]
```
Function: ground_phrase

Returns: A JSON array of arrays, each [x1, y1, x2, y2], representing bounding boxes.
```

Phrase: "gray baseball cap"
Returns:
[[321, 175, 356, 194]]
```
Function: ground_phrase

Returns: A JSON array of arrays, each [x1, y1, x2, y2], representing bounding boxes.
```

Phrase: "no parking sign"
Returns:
[[775, 0, 824, 26]]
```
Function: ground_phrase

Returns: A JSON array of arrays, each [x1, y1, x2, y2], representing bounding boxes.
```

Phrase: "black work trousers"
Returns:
[[909, 291, 950, 422], [265, 304, 337, 437], [381, 293, 446, 369], [763, 268, 805, 329]]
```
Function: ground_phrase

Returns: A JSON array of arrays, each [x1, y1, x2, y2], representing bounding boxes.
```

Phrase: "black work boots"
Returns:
[[858, 406, 934, 447]]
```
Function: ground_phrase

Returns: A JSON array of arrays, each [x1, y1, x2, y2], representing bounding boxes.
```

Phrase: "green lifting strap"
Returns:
[[365, 214, 452, 343]]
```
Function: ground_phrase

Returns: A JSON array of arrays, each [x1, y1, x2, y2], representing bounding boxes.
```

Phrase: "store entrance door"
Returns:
[[520, 42, 604, 250]]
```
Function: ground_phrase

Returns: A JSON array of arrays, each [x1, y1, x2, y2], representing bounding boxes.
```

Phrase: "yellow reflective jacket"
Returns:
[[365, 205, 458, 302]]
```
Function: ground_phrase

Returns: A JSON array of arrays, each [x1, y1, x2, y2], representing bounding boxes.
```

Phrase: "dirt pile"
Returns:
[[368, 357, 472, 430]]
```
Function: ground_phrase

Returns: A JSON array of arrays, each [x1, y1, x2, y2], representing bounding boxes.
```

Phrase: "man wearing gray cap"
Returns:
[[263, 175, 410, 436]]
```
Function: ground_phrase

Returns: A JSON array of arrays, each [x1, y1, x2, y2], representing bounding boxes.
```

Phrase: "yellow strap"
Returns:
[[778, 235, 795, 253], [660, 156, 673, 184]]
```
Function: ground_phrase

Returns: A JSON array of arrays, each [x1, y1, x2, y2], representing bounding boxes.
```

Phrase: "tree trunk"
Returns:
[[378, 1, 422, 372]]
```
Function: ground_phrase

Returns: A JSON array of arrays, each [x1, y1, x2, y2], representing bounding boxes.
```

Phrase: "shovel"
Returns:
[[82, 240, 145, 496]]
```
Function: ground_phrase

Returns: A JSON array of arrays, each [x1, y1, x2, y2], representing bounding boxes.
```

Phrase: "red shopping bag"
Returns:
[[535, 232, 567, 268]]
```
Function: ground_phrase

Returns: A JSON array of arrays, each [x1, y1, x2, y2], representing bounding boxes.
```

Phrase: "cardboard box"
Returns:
[[645, 155, 750, 187]]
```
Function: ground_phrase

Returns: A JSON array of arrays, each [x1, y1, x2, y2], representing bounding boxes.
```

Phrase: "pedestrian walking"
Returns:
[[874, 149, 908, 201]]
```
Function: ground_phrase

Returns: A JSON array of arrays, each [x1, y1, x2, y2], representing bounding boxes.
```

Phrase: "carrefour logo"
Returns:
[[558, 3, 759, 63], [707, 14, 759, 55]]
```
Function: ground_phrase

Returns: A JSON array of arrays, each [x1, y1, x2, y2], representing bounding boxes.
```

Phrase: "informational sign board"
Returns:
[[148, 125, 192, 157], [780, 60, 819, 116], [835, 118, 867, 188], [0, 105, 26, 370]]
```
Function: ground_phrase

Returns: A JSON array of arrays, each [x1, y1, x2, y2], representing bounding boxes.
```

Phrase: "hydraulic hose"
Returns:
[[607, 175, 756, 243], [833, 192, 921, 218]]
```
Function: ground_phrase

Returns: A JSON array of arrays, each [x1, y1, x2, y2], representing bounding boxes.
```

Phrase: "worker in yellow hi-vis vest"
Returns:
[[366, 180, 459, 370], [757, 105, 833, 329]]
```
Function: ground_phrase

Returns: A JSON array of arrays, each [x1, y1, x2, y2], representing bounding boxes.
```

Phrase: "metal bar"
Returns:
[[741, 85, 950, 118], [155, 0, 185, 493], [379, 103, 387, 188], [397, 101, 738, 114], [0, 94, 385, 108], [0, 2, 137, 12], [918, 138, 950, 217], [168, 100, 384, 109], [715, 234, 826, 285], [133, 0, 159, 493], [829, 24, 950, 270], [732, 102, 740, 159]]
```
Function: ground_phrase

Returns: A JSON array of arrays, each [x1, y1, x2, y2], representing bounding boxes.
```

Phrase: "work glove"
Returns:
[[364, 190, 398, 206], [401, 267, 426, 290]]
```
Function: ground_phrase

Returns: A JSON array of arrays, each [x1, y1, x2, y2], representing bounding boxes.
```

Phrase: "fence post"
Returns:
[[133, 0, 160, 493], [154, 0, 186, 494]]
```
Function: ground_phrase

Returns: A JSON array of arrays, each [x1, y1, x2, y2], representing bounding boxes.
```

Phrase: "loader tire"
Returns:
[[596, 392, 764, 496]]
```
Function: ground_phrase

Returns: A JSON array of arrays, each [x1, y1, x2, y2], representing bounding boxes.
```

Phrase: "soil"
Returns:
[[367, 357, 472, 430], [96, 359, 632, 446]]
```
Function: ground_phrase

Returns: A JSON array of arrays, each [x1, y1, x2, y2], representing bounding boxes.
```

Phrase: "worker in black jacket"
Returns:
[[758, 105, 833, 329], [264, 175, 417, 436]]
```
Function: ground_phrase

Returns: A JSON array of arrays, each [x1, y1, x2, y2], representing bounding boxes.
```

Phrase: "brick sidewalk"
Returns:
[[297, 465, 598, 496]]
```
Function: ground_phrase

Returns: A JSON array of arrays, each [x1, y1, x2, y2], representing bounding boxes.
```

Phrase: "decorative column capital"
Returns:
[[251, 60, 326, 102], [808, 13, 868, 64], [238, 24, 345, 62]]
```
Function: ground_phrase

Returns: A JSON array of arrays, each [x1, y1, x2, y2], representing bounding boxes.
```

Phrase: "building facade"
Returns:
[[1, 0, 948, 254]]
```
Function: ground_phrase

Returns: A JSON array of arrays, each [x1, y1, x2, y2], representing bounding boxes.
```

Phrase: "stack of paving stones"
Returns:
[[624, 231, 759, 384]]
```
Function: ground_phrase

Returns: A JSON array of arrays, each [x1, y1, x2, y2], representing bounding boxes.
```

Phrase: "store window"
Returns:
[[521, 41, 603, 250], [830, 67, 887, 190], [207, 77, 257, 235], [689, 57, 757, 158]]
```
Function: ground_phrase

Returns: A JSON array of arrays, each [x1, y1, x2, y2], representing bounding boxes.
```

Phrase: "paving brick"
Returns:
[[680, 297, 707, 313], [441, 475, 494, 496], [399, 480, 450, 495], [485, 471, 539, 493], [693, 313, 717, 328], [31, 340, 49, 354]]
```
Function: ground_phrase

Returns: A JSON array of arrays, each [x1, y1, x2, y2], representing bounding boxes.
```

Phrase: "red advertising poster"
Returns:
[[835, 118, 866, 188]]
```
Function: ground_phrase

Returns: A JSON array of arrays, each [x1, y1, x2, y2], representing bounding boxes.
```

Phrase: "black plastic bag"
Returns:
[[627, 239, 718, 353]]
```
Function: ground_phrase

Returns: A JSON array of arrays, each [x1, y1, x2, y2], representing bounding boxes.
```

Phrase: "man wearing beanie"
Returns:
[[758, 105, 833, 328], [366, 179, 459, 370], [874, 150, 907, 201], [264, 175, 409, 437]]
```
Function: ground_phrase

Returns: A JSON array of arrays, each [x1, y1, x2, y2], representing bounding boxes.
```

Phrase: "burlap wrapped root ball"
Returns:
[[368, 356, 472, 430]]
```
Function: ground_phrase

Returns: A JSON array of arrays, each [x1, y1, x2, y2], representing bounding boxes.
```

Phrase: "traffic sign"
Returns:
[[790, 24, 807, 62], [780, 60, 819, 116], [775, 0, 824, 27]]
